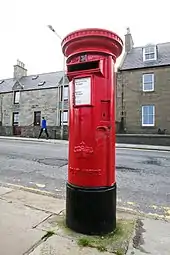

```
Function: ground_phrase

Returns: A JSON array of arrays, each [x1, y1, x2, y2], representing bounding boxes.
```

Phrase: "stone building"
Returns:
[[0, 60, 69, 139], [116, 28, 170, 134]]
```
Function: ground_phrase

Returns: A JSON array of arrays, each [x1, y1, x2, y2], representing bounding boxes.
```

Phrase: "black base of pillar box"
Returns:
[[66, 182, 116, 235]]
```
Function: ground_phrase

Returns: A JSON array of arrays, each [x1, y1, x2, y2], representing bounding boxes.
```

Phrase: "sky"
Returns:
[[0, 0, 169, 79]]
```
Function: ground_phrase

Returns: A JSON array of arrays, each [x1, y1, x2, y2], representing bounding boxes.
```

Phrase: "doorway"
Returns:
[[12, 112, 21, 136]]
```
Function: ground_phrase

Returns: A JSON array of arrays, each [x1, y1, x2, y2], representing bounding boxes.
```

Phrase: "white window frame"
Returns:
[[60, 110, 68, 125], [63, 86, 69, 101], [142, 105, 155, 127], [143, 46, 157, 61], [14, 91, 20, 104], [13, 112, 19, 123], [60, 86, 69, 101], [142, 73, 154, 92]]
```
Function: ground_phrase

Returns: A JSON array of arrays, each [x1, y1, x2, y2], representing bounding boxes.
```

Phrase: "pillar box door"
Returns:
[[61, 28, 123, 235]]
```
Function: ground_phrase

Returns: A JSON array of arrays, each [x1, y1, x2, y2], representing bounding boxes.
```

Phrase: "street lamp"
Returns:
[[47, 25, 65, 140], [47, 25, 63, 40]]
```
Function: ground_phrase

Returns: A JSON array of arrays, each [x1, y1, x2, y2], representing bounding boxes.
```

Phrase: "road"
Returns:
[[0, 139, 170, 217]]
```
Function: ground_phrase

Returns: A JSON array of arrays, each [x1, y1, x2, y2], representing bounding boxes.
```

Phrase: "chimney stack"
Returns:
[[124, 27, 134, 53], [13, 59, 27, 80]]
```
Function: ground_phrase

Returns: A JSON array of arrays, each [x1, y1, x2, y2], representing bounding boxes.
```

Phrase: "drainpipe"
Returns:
[[120, 73, 125, 132], [0, 94, 3, 125]]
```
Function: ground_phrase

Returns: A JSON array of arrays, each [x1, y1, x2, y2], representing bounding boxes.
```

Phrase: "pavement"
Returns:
[[0, 185, 170, 255], [1, 135, 170, 151]]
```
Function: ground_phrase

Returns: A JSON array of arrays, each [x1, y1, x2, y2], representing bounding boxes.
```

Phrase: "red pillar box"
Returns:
[[61, 28, 123, 235]]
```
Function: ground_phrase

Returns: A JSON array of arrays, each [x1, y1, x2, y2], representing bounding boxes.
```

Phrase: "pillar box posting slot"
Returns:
[[61, 28, 123, 235]]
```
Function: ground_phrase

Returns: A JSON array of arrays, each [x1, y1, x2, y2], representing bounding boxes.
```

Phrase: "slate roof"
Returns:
[[0, 71, 67, 93], [120, 42, 170, 70]]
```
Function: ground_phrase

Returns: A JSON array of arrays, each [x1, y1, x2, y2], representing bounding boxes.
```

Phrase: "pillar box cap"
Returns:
[[61, 28, 123, 61]]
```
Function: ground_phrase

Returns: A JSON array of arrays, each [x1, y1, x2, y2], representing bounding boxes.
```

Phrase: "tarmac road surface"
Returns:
[[0, 139, 170, 217]]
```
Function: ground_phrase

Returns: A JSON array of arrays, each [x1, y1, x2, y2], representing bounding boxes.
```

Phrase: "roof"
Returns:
[[0, 71, 68, 93], [120, 42, 170, 70]]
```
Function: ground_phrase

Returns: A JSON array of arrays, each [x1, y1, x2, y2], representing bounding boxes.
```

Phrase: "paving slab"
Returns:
[[37, 210, 136, 234], [29, 235, 112, 255], [35, 210, 136, 254], [127, 218, 170, 255], [3, 189, 65, 213], [0, 186, 12, 195], [0, 199, 49, 255]]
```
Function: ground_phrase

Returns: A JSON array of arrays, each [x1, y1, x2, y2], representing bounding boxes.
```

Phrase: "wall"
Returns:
[[0, 87, 60, 127], [0, 87, 69, 139], [117, 67, 170, 134], [0, 92, 14, 126], [116, 134, 170, 146], [19, 87, 59, 126], [116, 72, 122, 122], [0, 126, 13, 136], [20, 125, 68, 140], [0, 125, 69, 140]]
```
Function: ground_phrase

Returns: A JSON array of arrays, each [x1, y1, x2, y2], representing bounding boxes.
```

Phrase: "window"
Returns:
[[60, 110, 68, 125], [143, 46, 157, 61], [14, 91, 20, 104], [34, 111, 41, 126], [63, 86, 68, 100], [61, 86, 69, 101], [143, 74, 154, 92], [32, 75, 39, 80], [13, 112, 19, 125], [38, 81, 46, 86], [142, 105, 155, 126]]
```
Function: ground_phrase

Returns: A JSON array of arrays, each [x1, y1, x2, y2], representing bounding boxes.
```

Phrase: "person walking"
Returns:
[[38, 117, 49, 139]]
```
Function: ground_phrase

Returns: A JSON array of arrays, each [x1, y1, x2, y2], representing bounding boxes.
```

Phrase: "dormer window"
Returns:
[[143, 45, 157, 61], [14, 91, 20, 104]]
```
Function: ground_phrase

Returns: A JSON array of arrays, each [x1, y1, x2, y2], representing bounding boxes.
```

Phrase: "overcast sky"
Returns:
[[0, 0, 169, 79]]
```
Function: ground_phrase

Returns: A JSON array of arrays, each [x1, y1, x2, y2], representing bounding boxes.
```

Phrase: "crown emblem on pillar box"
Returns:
[[74, 141, 94, 158]]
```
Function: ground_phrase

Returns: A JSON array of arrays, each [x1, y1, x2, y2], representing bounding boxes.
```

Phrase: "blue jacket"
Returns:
[[41, 119, 47, 129]]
